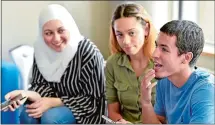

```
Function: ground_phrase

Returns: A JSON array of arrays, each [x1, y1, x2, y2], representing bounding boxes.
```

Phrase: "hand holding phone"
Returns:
[[1, 93, 27, 111]]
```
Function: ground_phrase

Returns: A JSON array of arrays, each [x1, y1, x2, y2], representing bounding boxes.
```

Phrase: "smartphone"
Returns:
[[1, 93, 27, 111], [102, 115, 116, 124]]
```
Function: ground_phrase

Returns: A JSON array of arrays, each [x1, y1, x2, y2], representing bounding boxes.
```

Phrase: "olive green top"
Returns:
[[105, 53, 156, 124]]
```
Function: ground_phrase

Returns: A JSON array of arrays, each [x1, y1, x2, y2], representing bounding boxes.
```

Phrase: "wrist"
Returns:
[[141, 101, 152, 106], [47, 97, 63, 108], [47, 97, 54, 108], [116, 118, 122, 121], [117, 118, 126, 122], [115, 118, 123, 122]]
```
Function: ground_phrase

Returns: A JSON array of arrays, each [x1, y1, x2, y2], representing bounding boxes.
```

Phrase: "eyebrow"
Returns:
[[44, 27, 64, 32], [116, 28, 136, 33], [155, 41, 170, 48]]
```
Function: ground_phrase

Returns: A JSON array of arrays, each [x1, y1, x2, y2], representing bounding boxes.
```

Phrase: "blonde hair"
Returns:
[[109, 3, 157, 60]]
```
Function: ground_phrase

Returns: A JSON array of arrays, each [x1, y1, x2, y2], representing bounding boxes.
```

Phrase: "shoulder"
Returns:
[[78, 38, 97, 53], [190, 69, 214, 100], [106, 53, 123, 67], [78, 38, 104, 64], [192, 69, 214, 89]]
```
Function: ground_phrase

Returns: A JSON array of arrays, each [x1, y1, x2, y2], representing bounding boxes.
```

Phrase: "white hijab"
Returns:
[[34, 4, 84, 82]]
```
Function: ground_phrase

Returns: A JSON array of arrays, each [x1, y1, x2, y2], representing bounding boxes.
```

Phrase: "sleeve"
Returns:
[[154, 81, 166, 117], [60, 51, 105, 118], [28, 61, 56, 98], [189, 83, 214, 124], [104, 58, 118, 104]]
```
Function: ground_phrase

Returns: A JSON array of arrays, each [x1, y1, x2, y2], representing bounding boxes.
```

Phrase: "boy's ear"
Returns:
[[184, 52, 193, 64]]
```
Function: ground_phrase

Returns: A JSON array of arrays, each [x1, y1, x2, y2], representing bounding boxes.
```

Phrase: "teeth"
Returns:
[[154, 63, 162, 67]]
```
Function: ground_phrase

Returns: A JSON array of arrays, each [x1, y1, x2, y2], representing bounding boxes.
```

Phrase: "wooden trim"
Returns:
[[201, 51, 215, 57]]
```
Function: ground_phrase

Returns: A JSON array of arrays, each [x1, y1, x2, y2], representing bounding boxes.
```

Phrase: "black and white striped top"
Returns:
[[29, 38, 106, 124]]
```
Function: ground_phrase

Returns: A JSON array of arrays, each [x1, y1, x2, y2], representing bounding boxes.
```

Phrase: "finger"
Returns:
[[144, 69, 155, 78], [148, 82, 157, 89], [8, 105, 15, 111], [142, 70, 155, 84], [2, 107, 9, 112], [18, 98, 28, 105], [26, 108, 38, 114], [26, 101, 41, 109], [142, 73, 155, 88], [116, 121, 124, 124], [5, 90, 21, 100], [32, 113, 42, 118], [17, 100, 22, 105], [12, 101, 19, 109], [145, 70, 155, 81], [28, 110, 42, 117], [4, 94, 11, 101]]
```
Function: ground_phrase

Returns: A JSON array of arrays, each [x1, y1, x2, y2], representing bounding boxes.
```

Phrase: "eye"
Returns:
[[58, 29, 65, 34], [129, 31, 135, 36], [161, 47, 168, 52], [45, 32, 52, 36], [116, 33, 123, 38]]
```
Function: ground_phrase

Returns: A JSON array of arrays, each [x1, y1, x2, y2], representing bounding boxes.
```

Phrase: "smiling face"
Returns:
[[153, 32, 186, 78], [42, 19, 70, 52], [113, 17, 149, 56]]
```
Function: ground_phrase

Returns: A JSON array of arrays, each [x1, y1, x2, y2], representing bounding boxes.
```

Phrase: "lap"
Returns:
[[20, 106, 76, 124]]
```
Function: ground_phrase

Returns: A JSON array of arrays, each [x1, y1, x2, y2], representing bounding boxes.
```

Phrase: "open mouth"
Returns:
[[154, 62, 163, 71]]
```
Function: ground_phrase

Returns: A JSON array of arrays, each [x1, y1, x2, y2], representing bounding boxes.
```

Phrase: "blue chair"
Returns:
[[1, 61, 22, 124]]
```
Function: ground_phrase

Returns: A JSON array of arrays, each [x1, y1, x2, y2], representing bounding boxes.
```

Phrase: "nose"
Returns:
[[152, 47, 160, 60], [122, 35, 130, 45], [52, 33, 61, 44]]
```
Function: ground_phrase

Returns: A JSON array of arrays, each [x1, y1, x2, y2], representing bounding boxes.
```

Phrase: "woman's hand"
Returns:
[[116, 119, 132, 124], [3, 90, 28, 112], [25, 97, 52, 118]]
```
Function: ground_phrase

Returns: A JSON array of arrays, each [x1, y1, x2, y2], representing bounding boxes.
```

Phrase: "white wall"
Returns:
[[2, 1, 110, 61], [199, 1, 214, 43], [2, 1, 214, 71]]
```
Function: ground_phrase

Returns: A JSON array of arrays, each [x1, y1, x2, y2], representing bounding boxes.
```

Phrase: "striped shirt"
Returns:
[[29, 38, 106, 124]]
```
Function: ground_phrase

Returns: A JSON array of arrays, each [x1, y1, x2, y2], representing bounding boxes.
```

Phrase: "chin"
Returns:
[[55, 46, 66, 52], [125, 51, 137, 56], [155, 77, 163, 80], [53, 48, 62, 52], [155, 72, 167, 80]]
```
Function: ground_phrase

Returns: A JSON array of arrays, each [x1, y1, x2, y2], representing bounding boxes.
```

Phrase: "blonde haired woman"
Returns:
[[105, 3, 157, 124]]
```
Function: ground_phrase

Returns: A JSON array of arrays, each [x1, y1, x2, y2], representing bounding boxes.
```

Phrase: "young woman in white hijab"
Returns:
[[3, 4, 106, 124]]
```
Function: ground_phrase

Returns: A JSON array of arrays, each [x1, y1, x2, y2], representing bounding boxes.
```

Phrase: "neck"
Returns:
[[129, 50, 149, 77], [129, 50, 148, 63], [168, 66, 193, 88]]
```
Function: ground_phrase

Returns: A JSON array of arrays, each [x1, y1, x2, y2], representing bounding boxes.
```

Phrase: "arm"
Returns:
[[28, 61, 63, 107], [141, 69, 166, 124], [4, 90, 41, 102], [189, 83, 214, 124], [142, 103, 166, 124], [48, 98, 64, 108], [25, 90, 41, 102], [60, 51, 105, 118], [105, 58, 124, 121], [108, 102, 123, 121]]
